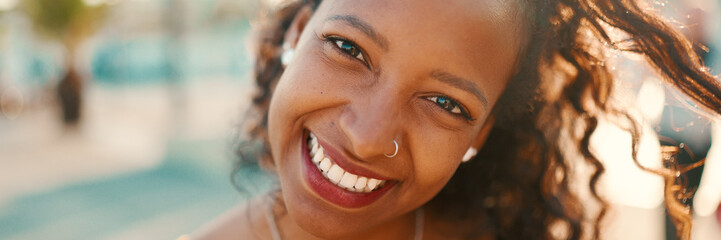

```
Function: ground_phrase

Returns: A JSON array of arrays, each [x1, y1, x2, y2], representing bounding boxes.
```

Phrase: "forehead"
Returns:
[[314, 0, 526, 97]]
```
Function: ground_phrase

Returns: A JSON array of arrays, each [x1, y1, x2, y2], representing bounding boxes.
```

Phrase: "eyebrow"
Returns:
[[430, 70, 489, 109], [325, 15, 389, 51]]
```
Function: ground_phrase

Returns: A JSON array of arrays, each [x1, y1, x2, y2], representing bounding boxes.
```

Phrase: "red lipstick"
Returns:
[[302, 132, 395, 208]]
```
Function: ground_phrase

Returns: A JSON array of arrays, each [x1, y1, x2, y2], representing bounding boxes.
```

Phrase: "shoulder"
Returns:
[[191, 196, 271, 240]]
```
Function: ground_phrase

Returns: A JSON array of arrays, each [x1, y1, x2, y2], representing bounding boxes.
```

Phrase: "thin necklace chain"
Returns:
[[265, 195, 424, 240]]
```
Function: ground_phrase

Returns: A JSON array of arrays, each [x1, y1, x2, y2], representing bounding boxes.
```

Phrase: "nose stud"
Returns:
[[384, 140, 399, 158]]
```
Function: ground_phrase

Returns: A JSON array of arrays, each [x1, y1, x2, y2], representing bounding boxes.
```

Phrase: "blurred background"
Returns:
[[0, 0, 719, 239], [0, 0, 273, 239]]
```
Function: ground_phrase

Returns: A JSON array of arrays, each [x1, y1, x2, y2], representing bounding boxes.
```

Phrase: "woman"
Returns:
[[195, 0, 721, 239]]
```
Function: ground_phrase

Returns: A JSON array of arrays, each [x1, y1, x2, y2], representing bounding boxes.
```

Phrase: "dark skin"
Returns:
[[196, 0, 525, 239]]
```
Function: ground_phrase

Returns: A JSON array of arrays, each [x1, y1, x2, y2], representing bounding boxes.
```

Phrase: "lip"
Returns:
[[302, 130, 395, 208]]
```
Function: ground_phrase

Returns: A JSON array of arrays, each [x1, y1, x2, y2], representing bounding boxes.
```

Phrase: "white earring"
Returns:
[[462, 147, 477, 162], [281, 43, 295, 66]]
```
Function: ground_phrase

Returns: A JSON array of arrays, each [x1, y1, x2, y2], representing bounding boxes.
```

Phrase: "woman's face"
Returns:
[[267, 0, 525, 237]]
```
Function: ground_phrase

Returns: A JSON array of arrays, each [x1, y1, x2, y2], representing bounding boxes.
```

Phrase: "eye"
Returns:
[[330, 37, 366, 62], [425, 96, 474, 121]]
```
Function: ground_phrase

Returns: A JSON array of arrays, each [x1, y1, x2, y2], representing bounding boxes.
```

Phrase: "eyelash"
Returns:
[[425, 96, 475, 121], [323, 35, 368, 66], [320, 35, 473, 122]]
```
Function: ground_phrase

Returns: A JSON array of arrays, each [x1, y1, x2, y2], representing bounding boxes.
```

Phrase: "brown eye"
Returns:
[[334, 39, 366, 61], [425, 96, 473, 120]]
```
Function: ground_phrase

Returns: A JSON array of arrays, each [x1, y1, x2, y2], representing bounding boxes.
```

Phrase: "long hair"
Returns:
[[236, 0, 721, 239]]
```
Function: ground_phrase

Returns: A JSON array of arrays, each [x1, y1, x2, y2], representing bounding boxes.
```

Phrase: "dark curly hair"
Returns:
[[234, 0, 721, 239]]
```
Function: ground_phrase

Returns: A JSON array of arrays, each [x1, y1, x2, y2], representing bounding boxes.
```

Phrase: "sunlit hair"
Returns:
[[235, 0, 721, 239]]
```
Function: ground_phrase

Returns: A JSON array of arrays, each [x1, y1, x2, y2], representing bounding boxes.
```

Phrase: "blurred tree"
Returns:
[[20, 0, 106, 127]]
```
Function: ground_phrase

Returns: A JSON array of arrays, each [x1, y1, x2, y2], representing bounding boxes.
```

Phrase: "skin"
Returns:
[[196, 0, 527, 239]]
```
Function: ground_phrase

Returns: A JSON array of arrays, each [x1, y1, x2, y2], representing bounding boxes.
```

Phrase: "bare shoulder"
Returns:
[[191, 196, 271, 240]]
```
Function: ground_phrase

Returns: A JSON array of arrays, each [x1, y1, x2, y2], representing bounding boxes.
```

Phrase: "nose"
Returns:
[[339, 91, 403, 160]]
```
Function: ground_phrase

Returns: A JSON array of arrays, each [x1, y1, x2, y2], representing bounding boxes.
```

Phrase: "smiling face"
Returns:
[[266, 0, 526, 238]]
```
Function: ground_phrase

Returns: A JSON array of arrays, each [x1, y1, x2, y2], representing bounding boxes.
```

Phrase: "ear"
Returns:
[[284, 5, 314, 49], [471, 115, 495, 149]]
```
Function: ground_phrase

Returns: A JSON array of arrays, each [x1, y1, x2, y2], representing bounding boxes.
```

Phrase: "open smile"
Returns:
[[302, 130, 396, 208]]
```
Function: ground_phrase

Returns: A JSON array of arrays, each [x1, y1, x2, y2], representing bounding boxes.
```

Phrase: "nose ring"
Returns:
[[384, 140, 399, 158]]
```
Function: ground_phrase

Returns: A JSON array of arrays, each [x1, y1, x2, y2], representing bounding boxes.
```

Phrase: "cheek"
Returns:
[[267, 67, 315, 164], [404, 152, 461, 207], [415, 147, 461, 186], [267, 48, 347, 157], [407, 130, 467, 199]]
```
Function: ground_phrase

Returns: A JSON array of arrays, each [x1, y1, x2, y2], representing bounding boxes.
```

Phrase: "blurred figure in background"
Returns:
[[662, 1, 721, 239], [21, 0, 106, 127], [0, 1, 260, 239]]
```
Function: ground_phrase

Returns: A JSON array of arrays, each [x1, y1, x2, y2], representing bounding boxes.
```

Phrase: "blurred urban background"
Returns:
[[0, 0, 720, 239]]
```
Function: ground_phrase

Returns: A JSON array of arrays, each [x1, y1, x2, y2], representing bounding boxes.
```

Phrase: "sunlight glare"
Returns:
[[0, 0, 18, 11]]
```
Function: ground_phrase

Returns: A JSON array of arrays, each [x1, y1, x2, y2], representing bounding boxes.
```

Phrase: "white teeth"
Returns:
[[311, 141, 319, 155], [319, 158, 332, 172], [308, 132, 387, 193], [364, 180, 386, 192], [354, 177, 367, 192], [339, 172, 358, 190], [311, 134, 318, 149], [312, 148, 324, 163], [327, 165, 345, 184], [367, 178, 380, 190]]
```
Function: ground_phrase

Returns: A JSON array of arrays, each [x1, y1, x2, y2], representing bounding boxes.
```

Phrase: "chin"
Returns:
[[281, 191, 374, 239]]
